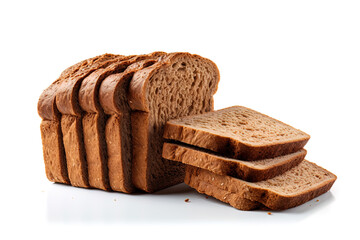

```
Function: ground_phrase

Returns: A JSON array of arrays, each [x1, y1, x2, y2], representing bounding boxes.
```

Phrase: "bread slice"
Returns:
[[78, 52, 166, 192], [128, 52, 220, 192], [185, 160, 336, 210], [162, 142, 306, 182], [185, 171, 262, 210], [164, 106, 310, 160], [54, 54, 130, 188], [38, 54, 117, 184]]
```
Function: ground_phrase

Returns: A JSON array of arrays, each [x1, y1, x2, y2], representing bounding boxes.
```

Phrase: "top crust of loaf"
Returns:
[[164, 106, 310, 160], [37, 54, 122, 120], [78, 53, 164, 114], [56, 54, 130, 116], [128, 52, 220, 112], [99, 59, 159, 115]]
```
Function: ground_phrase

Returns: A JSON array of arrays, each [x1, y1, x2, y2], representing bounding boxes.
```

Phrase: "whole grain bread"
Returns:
[[58, 53, 166, 190], [77, 52, 166, 191], [99, 58, 163, 192], [162, 142, 306, 182], [38, 54, 117, 184], [164, 106, 310, 161], [54, 54, 129, 188], [128, 52, 220, 192], [185, 160, 336, 210], [185, 172, 262, 210]]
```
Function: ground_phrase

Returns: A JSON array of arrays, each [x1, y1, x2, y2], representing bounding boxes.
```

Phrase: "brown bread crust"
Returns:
[[99, 58, 162, 114], [40, 120, 69, 184], [56, 54, 128, 116], [38, 54, 120, 121], [98, 58, 163, 192], [130, 111, 150, 190], [162, 142, 306, 182], [78, 53, 165, 191], [37, 54, 122, 185], [128, 53, 220, 192], [57, 55, 135, 189], [37, 55, 108, 184], [80, 53, 165, 114], [61, 115, 89, 188], [186, 161, 336, 210]]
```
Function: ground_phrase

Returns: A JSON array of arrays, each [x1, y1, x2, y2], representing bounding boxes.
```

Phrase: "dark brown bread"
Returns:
[[162, 142, 306, 182], [38, 55, 114, 184], [164, 106, 310, 160], [40, 120, 69, 184], [55, 54, 129, 188], [78, 52, 166, 192], [99, 58, 163, 192], [185, 160, 336, 210], [38, 54, 121, 121], [128, 52, 220, 192], [185, 170, 262, 210]]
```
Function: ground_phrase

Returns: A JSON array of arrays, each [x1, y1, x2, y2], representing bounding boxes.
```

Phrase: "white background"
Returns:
[[1, 0, 359, 239]]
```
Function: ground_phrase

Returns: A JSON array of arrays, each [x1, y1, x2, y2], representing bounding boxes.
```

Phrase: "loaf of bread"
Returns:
[[162, 142, 306, 181], [185, 160, 336, 210], [38, 52, 220, 193], [164, 106, 310, 160]]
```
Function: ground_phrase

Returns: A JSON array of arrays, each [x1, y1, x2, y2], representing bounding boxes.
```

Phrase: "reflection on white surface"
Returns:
[[47, 182, 335, 224]]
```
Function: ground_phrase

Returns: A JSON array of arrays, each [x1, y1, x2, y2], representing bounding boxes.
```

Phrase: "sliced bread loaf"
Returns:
[[162, 142, 306, 182], [78, 52, 166, 192], [54, 54, 129, 188], [38, 54, 118, 184], [185, 160, 336, 210], [99, 58, 162, 192], [58, 53, 166, 190], [164, 106, 310, 160], [128, 52, 220, 192]]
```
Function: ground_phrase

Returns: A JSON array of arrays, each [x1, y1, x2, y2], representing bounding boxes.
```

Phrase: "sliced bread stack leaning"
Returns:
[[162, 106, 337, 210], [38, 52, 220, 193]]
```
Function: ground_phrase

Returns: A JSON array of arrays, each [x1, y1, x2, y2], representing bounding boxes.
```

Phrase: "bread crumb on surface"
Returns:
[[316, 199, 319, 202], [268, 212, 272, 215], [185, 198, 190, 202], [205, 196, 209, 199]]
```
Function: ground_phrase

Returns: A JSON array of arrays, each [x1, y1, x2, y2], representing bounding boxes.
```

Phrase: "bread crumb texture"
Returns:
[[169, 106, 309, 146]]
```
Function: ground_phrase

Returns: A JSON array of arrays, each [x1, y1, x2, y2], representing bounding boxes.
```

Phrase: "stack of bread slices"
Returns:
[[38, 52, 220, 193], [162, 106, 336, 210]]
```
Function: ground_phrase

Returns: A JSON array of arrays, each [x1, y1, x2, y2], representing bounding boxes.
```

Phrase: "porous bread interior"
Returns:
[[251, 160, 336, 195], [169, 106, 309, 146], [146, 54, 219, 186]]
